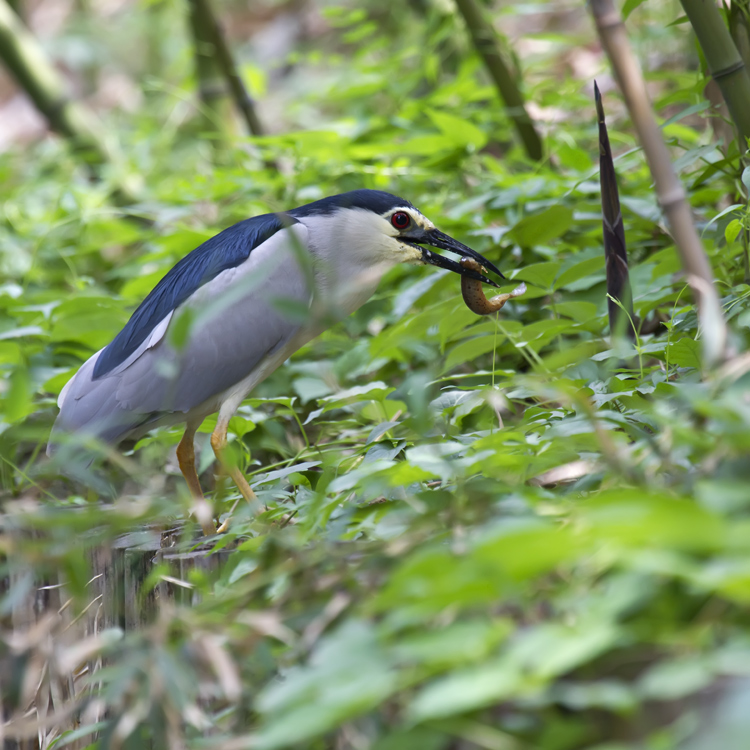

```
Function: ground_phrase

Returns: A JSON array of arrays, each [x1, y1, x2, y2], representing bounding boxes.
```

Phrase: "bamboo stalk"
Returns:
[[187, 0, 234, 144], [680, 0, 750, 150], [595, 82, 634, 341], [453, 0, 542, 161], [590, 0, 728, 367], [6, 0, 22, 19], [728, 4, 750, 283], [187, 0, 265, 138], [729, 2, 750, 70], [0, 0, 135, 203]]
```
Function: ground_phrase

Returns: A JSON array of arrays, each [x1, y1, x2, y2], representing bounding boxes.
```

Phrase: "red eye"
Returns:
[[391, 211, 410, 230]]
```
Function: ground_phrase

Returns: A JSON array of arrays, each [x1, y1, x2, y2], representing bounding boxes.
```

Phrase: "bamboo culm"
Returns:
[[453, 0, 543, 162], [590, 0, 728, 367]]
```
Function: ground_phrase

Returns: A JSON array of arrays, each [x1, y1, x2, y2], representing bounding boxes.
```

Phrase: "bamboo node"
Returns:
[[657, 187, 687, 211], [711, 60, 746, 80], [594, 10, 624, 31]]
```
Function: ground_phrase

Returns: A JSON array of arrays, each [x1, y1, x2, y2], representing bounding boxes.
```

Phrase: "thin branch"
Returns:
[[590, 0, 729, 367], [190, 0, 265, 137], [595, 81, 634, 340], [453, 0, 542, 161]]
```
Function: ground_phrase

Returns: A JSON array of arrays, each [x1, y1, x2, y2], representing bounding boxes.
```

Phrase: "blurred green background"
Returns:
[[3, 0, 750, 748]]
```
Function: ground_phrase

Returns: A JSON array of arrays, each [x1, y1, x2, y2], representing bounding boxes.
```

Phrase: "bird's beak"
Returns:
[[406, 228, 504, 288]]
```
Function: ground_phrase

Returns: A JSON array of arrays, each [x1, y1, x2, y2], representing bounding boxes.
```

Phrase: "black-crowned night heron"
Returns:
[[48, 190, 503, 533]]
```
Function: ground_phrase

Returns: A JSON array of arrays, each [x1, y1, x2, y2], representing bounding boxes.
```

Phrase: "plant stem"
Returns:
[[729, 2, 750, 69], [188, 0, 265, 138], [187, 0, 234, 145], [590, 0, 728, 368], [453, 0, 543, 161], [681, 0, 750, 150]]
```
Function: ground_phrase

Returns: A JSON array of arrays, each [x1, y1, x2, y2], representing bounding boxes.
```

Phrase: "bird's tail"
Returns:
[[47, 354, 146, 461]]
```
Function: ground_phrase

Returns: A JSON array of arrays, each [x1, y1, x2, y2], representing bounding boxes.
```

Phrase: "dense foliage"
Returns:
[[2, 1, 750, 748]]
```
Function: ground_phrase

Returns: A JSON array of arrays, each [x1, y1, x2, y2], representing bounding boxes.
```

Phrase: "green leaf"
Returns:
[[394, 620, 512, 667], [254, 621, 397, 748], [366, 421, 400, 444], [553, 301, 599, 323], [512, 261, 560, 289], [254, 461, 322, 485], [0, 341, 22, 365], [507, 206, 573, 247], [5, 366, 32, 423], [583, 491, 724, 552], [673, 144, 718, 173], [622, 0, 648, 19], [50, 297, 127, 349], [0, 325, 47, 341], [364, 439, 406, 464], [426, 109, 488, 150], [703, 203, 743, 234], [319, 382, 395, 410], [638, 657, 715, 700], [555, 256, 606, 290], [507, 621, 619, 680], [408, 660, 525, 721], [443, 335, 499, 372], [293, 376, 334, 404], [725, 219, 742, 244], [668, 337, 701, 369]]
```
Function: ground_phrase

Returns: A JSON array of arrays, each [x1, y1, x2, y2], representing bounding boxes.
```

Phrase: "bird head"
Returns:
[[289, 190, 504, 288], [377, 203, 504, 288]]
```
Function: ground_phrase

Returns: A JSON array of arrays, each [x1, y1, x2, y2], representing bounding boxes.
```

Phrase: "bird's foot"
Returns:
[[216, 496, 241, 534]]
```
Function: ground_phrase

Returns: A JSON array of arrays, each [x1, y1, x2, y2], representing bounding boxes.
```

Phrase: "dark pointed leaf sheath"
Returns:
[[596, 81, 635, 340]]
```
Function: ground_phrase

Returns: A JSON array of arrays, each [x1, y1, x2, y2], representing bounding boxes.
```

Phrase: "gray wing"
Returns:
[[49, 224, 312, 449]]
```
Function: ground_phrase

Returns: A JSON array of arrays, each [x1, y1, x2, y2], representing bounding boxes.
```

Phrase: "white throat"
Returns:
[[299, 208, 421, 318]]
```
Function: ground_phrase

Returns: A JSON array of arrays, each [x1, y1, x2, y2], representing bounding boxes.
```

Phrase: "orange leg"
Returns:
[[177, 422, 216, 536], [211, 414, 258, 533]]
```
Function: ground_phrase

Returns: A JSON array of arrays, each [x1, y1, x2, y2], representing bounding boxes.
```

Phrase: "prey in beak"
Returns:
[[403, 227, 504, 288]]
